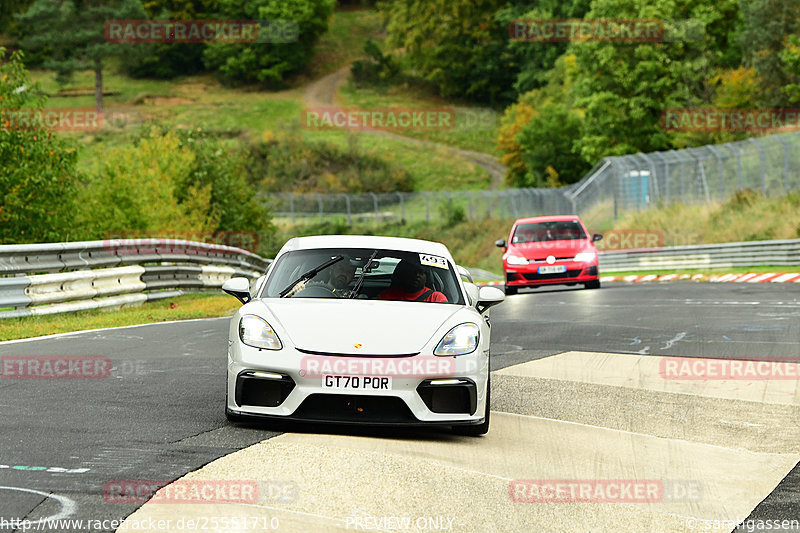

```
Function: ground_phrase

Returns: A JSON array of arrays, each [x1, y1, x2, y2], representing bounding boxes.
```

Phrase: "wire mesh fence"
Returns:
[[262, 132, 800, 225]]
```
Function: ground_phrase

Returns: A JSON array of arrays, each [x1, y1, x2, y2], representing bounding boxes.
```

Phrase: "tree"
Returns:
[[495, 0, 591, 96], [122, 0, 221, 78], [0, 0, 35, 35], [780, 34, 800, 102], [74, 131, 218, 237], [0, 48, 80, 244], [380, 0, 517, 105], [379, 0, 591, 105], [202, 0, 335, 86], [569, 0, 741, 162], [515, 103, 587, 187], [17, 0, 146, 112], [739, 0, 800, 106]]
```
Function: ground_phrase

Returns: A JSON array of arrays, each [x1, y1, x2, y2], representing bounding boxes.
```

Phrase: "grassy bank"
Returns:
[[0, 293, 238, 342], [27, 8, 492, 192], [612, 190, 800, 245], [269, 190, 800, 276]]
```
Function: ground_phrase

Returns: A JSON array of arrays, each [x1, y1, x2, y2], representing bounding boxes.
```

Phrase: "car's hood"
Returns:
[[511, 240, 591, 258], [253, 299, 463, 355]]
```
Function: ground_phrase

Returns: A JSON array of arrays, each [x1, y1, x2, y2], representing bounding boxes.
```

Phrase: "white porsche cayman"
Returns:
[[221, 235, 505, 435]]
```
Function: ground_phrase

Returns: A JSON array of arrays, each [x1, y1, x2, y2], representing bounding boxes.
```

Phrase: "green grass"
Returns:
[[339, 82, 502, 156], [270, 190, 800, 278], [611, 190, 800, 246], [306, 9, 384, 79], [0, 292, 239, 342], [22, 7, 494, 191]]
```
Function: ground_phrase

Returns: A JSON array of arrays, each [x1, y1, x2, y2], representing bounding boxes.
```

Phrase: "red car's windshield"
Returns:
[[511, 221, 587, 243]]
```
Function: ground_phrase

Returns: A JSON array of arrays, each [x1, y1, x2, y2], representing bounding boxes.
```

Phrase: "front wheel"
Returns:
[[584, 280, 601, 290], [452, 377, 490, 436], [504, 285, 517, 295]]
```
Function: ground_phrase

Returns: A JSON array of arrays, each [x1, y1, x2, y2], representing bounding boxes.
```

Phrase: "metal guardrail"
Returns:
[[598, 239, 800, 272], [0, 239, 271, 318]]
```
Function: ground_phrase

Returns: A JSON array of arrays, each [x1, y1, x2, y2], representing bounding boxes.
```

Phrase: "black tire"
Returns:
[[453, 376, 490, 436], [504, 285, 517, 295], [584, 280, 601, 290]]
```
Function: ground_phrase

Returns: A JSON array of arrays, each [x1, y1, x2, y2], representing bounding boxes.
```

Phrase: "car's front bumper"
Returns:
[[226, 344, 489, 425], [504, 261, 598, 288]]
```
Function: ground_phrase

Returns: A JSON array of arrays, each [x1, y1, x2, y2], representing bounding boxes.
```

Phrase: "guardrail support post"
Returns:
[[369, 192, 378, 220], [772, 135, 792, 194], [341, 194, 352, 226], [748, 138, 767, 195], [724, 143, 742, 192], [706, 145, 725, 200]]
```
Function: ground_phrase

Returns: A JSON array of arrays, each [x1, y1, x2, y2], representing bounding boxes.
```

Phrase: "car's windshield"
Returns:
[[512, 221, 587, 243], [261, 248, 464, 304]]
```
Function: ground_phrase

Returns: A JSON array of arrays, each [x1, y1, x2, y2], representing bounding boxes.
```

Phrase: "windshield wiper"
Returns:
[[349, 250, 378, 299], [279, 255, 344, 297]]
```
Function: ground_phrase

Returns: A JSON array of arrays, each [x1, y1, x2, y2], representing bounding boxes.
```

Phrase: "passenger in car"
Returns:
[[377, 259, 448, 302]]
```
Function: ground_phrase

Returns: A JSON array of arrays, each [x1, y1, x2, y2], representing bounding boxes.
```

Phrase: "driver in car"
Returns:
[[377, 259, 447, 302], [288, 258, 357, 298]]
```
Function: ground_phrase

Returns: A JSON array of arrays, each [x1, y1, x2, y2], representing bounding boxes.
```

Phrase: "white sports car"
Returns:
[[221, 235, 505, 435]]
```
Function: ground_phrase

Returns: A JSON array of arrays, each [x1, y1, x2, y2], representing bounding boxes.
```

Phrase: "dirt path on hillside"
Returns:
[[302, 65, 507, 189]]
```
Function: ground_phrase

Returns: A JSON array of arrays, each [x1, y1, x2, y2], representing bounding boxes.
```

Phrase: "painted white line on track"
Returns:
[[0, 486, 77, 526]]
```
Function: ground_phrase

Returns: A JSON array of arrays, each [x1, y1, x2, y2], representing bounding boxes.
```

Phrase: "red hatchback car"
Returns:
[[495, 215, 602, 295]]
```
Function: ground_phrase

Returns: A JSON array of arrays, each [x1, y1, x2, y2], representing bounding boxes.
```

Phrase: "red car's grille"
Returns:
[[522, 270, 582, 281]]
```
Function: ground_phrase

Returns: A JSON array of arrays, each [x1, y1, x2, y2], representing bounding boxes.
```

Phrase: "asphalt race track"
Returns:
[[0, 282, 798, 532]]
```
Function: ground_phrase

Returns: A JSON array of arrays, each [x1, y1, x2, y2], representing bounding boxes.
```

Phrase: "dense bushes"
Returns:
[[203, 0, 335, 86], [247, 132, 415, 193], [75, 127, 272, 242], [0, 48, 81, 244]]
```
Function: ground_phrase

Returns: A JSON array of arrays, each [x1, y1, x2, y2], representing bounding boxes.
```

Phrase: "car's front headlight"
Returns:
[[434, 323, 479, 356], [239, 315, 282, 350], [505, 255, 528, 265], [574, 252, 597, 262]]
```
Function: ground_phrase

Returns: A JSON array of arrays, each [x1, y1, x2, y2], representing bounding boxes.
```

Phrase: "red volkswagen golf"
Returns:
[[495, 215, 602, 295]]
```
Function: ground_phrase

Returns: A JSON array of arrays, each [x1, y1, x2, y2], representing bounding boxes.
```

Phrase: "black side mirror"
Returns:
[[495, 239, 507, 248], [592, 234, 603, 242]]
